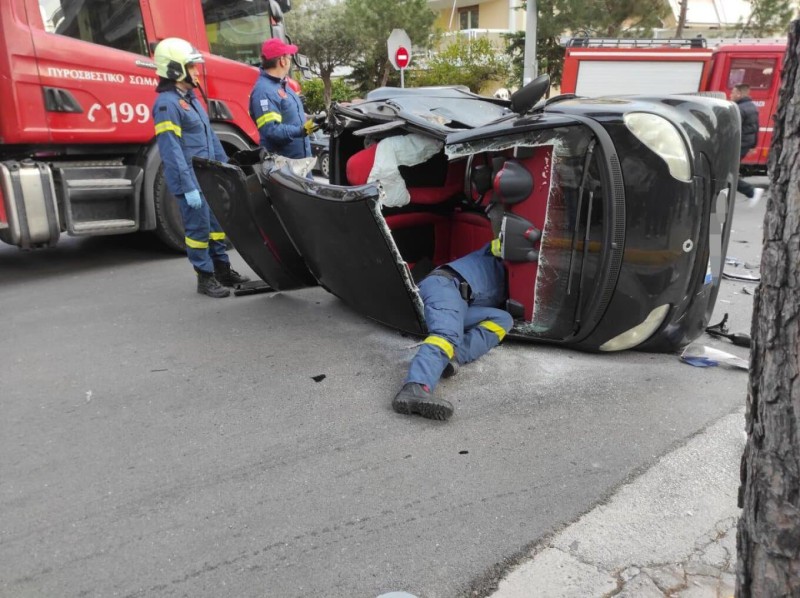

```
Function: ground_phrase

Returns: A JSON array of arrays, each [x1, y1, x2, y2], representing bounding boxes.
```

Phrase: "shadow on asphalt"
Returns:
[[0, 233, 183, 283]]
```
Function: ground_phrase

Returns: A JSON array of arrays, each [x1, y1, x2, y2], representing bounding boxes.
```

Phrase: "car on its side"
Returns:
[[309, 130, 329, 179], [195, 76, 740, 352]]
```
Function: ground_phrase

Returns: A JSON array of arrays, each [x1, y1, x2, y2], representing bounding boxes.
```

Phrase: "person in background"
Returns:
[[731, 84, 764, 205], [152, 37, 249, 298], [249, 38, 316, 159], [392, 243, 513, 421]]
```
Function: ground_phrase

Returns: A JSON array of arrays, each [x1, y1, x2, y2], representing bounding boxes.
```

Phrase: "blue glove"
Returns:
[[184, 189, 202, 209]]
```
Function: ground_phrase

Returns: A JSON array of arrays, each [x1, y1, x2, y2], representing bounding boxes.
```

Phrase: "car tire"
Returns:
[[320, 152, 330, 179], [153, 165, 185, 252]]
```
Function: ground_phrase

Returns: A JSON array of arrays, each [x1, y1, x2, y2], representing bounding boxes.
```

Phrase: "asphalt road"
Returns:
[[0, 189, 763, 598]]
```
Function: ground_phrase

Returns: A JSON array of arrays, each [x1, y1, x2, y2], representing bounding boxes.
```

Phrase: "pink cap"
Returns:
[[261, 38, 299, 60]]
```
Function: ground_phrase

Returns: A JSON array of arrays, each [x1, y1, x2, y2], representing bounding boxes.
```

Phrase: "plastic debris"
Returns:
[[722, 270, 760, 282], [725, 256, 742, 267], [680, 344, 748, 370], [742, 286, 752, 295], [312, 374, 326, 382]]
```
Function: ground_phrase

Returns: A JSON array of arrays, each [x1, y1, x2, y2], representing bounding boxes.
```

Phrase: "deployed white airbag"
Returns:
[[367, 134, 443, 208]]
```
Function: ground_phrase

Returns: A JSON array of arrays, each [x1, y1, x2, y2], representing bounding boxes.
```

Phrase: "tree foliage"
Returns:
[[285, 0, 358, 108], [738, 0, 796, 36], [300, 78, 358, 113], [343, 0, 437, 93], [504, 0, 672, 89], [408, 37, 512, 93]]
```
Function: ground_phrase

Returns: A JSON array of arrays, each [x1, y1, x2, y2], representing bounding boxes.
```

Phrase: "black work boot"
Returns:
[[196, 270, 230, 298], [214, 261, 251, 287], [392, 382, 454, 421], [442, 359, 459, 379]]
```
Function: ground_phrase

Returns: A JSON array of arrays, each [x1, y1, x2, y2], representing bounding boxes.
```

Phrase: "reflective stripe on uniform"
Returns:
[[479, 320, 507, 341], [185, 236, 209, 249], [255, 111, 283, 129], [155, 121, 182, 137], [423, 335, 455, 359], [209, 232, 226, 241]]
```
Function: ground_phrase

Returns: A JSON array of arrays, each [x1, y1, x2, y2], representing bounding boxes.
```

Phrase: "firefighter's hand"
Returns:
[[184, 189, 202, 209], [303, 119, 318, 136]]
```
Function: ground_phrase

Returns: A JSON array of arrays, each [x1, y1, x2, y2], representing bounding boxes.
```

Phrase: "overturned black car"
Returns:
[[195, 76, 740, 352]]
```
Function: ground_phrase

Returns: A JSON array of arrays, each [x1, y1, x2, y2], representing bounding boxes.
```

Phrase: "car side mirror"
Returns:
[[510, 74, 550, 115]]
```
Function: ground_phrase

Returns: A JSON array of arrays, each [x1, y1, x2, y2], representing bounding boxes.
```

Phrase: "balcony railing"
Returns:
[[438, 28, 514, 48]]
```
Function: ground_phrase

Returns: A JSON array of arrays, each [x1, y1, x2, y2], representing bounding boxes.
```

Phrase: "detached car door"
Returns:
[[263, 167, 426, 335], [193, 158, 316, 290]]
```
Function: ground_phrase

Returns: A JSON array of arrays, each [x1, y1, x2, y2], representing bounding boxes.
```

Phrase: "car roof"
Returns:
[[347, 87, 511, 131]]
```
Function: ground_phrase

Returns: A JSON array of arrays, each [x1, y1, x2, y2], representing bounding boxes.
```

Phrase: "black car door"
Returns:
[[263, 166, 426, 335], [193, 158, 316, 290]]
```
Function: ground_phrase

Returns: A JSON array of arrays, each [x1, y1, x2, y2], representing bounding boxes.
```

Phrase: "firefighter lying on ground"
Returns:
[[392, 241, 514, 421], [152, 37, 249, 297]]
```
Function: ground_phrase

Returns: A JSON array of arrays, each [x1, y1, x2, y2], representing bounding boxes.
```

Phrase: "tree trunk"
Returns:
[[676, 0, 688, 37], [322, 70, 332, 111], [736, 19, 800, 597]]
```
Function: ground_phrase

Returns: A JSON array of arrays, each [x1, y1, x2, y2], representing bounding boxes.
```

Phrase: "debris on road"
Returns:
[[680, 344, 748, 370], [706, 314, 752, 347]]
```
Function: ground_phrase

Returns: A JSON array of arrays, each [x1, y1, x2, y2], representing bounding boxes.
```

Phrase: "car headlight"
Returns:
[[599, 304, 671, 352], [623, 113, 691, 182]]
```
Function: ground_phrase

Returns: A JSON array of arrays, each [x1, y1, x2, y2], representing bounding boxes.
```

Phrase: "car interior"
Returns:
[[340, 130, 559, 324]]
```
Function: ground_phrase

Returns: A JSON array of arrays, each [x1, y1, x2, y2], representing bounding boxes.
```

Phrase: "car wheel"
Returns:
[[320, 152, 330, 179], [153, 165, 185, 252]]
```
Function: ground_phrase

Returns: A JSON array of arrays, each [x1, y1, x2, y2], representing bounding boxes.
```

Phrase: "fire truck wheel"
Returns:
[[153, 166, 186, 252]]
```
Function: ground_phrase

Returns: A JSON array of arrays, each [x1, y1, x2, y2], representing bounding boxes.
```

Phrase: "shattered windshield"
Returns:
[[202, 0, 273, 65]]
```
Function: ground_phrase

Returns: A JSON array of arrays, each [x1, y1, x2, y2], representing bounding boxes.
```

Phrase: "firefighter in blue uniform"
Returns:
[[393, 243, 513, 421], [152, 37, 249, 297], [249, 38, 316, 158]]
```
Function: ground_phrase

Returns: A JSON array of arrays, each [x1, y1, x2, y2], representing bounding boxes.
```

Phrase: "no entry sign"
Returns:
[[388, 29, 412, 71], [395, 46, 410, 69]]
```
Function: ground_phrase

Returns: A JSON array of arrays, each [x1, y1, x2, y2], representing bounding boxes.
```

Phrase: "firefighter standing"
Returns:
[[731, 84, 764, 205], [249, 38, 316, 158], [392, 243, 513, 421], [152, 38, 249, 297]]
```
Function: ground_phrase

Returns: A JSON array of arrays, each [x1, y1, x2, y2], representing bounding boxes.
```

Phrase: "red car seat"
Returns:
[[345, 143, 465, 205]]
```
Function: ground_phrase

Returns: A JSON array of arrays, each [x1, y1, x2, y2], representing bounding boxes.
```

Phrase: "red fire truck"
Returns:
[[560, 37, 787, 174], [0, 0, 302, 250]]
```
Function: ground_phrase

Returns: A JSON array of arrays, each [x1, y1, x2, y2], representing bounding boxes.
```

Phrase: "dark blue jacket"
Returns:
[[152, 81, 227, 196], [736, 96, 759, 152], [448, 243, 507, 307], [249, 69, 310, 158]]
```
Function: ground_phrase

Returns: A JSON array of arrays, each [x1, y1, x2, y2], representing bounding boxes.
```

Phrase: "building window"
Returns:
[[459, 5, 479, 30]]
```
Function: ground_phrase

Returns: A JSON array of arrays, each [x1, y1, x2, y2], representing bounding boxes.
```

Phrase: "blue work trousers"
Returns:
[[178, 193, 229, 273], [405, 276, 513, 391]]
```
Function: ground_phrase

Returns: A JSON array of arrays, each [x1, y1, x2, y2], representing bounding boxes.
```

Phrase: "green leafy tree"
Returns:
[[738, 0, 795, 36], [409, 36, 512, 93], [504, 0, 672, 89], [300, 78, 358, 113], [343, 0, 437, 94], [285, 0, 359, 108]]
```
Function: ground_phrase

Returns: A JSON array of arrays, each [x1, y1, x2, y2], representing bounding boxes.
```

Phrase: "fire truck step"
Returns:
[[55, 165, 143, 236], [70, 219, 138, 233]]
